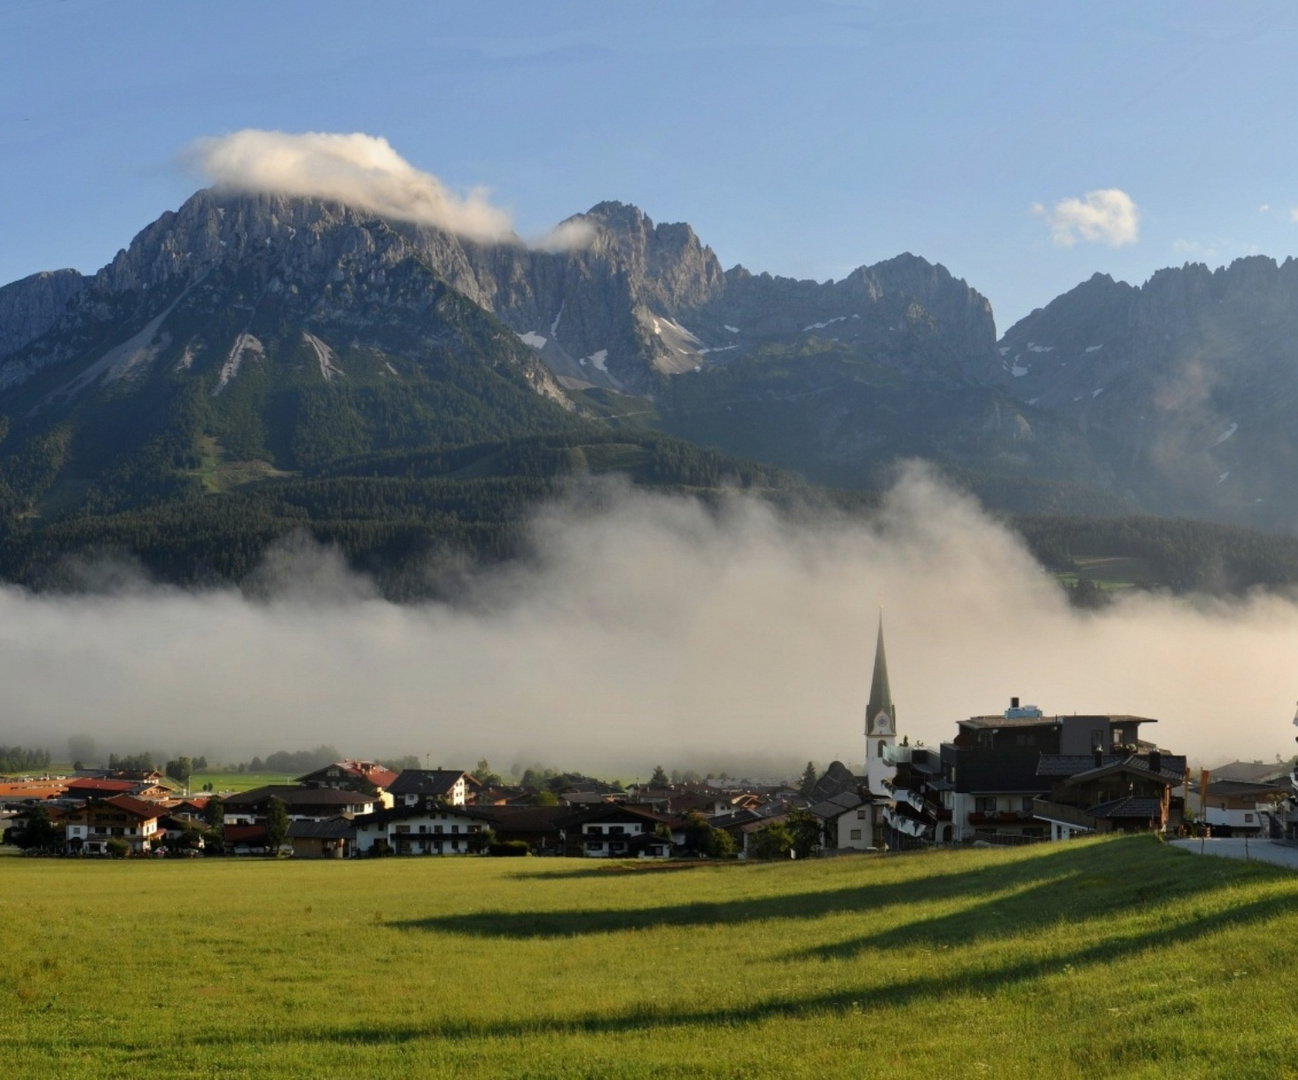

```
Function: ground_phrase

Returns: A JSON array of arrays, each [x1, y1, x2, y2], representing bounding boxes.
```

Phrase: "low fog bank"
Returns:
[[1, 467, 1295, 773]]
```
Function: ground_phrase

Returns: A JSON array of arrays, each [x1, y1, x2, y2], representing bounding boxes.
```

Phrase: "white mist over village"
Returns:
[[0, 467, 1293, 772]]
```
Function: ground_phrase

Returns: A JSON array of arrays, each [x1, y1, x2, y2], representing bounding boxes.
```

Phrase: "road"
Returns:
[[1168, 837, 1298, 870]]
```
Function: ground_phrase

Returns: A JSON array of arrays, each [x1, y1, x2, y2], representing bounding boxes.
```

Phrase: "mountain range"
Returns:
[[4, 188, 1298, 592]]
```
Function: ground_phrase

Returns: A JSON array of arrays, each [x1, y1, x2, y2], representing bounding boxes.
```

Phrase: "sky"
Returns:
[[4, 1, 1298, 331]]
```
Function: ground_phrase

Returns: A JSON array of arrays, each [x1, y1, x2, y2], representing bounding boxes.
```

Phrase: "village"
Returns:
[[3, 620, 1295, 860]]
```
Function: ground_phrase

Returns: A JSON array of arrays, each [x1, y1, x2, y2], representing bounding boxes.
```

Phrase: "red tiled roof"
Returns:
[[67, 779, 140, 794]]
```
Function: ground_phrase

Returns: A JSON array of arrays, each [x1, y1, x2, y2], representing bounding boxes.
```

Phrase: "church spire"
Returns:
[[865, 611, 894, 733]]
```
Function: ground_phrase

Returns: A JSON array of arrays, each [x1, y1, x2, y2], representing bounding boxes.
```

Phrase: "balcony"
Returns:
[[968, 811, 1035, 826]]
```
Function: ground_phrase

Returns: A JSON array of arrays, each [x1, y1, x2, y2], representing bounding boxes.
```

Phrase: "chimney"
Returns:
[[1148, 750, 1162, 774], [1093, 746, 1103, 768], [1011, 696, 1020, 709]]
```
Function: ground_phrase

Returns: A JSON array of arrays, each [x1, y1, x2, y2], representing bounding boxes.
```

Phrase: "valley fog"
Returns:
[[0, 467, 1293, 773]]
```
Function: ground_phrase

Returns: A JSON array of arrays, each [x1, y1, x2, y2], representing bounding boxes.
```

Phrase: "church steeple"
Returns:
[[865, 611, 895, 735], [864, 609, 897, 797]]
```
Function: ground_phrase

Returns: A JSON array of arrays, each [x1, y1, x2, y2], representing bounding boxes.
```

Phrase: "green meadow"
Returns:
[[2, 837, 1296, 1079]]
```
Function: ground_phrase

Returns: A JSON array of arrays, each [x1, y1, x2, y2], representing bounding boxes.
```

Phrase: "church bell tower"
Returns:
[[865, 612, 897, 796]]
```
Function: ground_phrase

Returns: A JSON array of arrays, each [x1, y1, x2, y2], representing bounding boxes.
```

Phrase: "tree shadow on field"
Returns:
[[507, 862, 712, 882], [791, 839, 1292, 961], [192, 886, 1295, 1047], [393, 838, 1270, 941]]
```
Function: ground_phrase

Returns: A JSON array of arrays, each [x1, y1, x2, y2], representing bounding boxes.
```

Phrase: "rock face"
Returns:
[[0, 269, 87, 360], [0, 186, 1115, 520], [994, 257, 1298, 526]]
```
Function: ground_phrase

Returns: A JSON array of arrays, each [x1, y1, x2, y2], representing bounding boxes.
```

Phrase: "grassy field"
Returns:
[[2, 836, 1296, 1078]]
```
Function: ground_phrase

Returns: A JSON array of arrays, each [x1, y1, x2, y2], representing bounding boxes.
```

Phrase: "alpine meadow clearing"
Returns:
[[2, 836, 1297, 1079]]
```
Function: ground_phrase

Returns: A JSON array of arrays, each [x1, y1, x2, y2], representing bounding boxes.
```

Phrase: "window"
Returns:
[[418, 825, 426, 833], [975, 797, 997, 813], [1245, 813, 1254, 823], [588, 841, 603, 851], [856, 809, 867, 819], [587, 825, 603, 835], [451, 825, 459, 834], [609, 825, 625, 836], [849, 829, 862, 840], [1022, 798, 1035, 812]]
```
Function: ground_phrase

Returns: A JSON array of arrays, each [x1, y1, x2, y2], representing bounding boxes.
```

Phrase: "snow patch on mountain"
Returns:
[[517, 331, 548, 349], [803, 316, 847, 332], [1210, 423, 1239, 448], [303, 331, 344, 382], [213, 333, 264, 396]]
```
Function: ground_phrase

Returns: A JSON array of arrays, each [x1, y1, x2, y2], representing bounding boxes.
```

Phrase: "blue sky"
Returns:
[[3, 0, 1297, 330]]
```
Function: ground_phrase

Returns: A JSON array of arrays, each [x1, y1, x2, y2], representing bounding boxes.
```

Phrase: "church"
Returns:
[[804, 613, 897, 850]]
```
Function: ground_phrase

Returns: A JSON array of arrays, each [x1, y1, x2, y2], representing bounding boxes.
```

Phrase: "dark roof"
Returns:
[[223, 786, 374, 808], [352, 804, 491, 828], [1208, 760, 1293, 783], [1086, 797, 1164, 820], [1064, 754, 1186, 787], [961, 713, 1157, 732], [387, 770, 475, 797], [1037, 755, 1101, 778], [287, 818, 356, 840], [807, 761, 859, 803], [809, 792, 864, 819]]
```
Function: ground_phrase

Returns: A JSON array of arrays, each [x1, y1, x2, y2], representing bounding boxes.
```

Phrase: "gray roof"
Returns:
[[387, 770, 473, 797]]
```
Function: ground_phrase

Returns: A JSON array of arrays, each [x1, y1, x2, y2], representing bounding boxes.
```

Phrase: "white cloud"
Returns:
[[188, 130, 519, 244], [0, 468, 1295, 772], [1259, 204, 1271, 214], [1289, 207, 1298, 224], [1034, 188, 1140, 247]]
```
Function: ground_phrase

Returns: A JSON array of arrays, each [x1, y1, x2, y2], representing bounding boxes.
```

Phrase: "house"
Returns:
[[295, 760, 399, 803], [808, 791, 875, 851], [223, 785, 375, 824], [386, 769, 478, 808], [62, 794, 163, 855], [287, 818, 356, 858], [1199, 778, 1290, 837], [353, 804, 489, 855], [561, 804, 683, 858], [1034, 748, 1187, 839], [470, 804, 569, 853]]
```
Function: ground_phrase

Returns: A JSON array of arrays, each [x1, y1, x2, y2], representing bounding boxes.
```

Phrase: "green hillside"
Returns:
[[2, 838, 1295, 1078]]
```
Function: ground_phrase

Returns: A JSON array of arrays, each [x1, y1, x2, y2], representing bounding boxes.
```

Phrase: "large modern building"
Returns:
[[888, 699, 1185, 844]]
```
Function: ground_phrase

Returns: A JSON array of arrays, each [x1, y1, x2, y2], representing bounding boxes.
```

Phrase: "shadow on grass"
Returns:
[[393, 838, 1262, 941], [507, 862, 714, 882], [189, 884, 1295, 1048]]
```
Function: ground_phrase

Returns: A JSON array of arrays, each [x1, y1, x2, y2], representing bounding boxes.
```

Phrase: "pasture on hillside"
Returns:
[[1, 837, 1296, 1079]]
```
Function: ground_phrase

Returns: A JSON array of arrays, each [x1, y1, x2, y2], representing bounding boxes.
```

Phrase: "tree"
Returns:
[[475, 758, 503, 787], [264, 797, 289, 856], [12, 805, 62, 853], [165, 756, 193, 785], [787, 809, 824, 859], [798, 761, 818, 798], [650, 765, 670, 787], [751, 821, 795, 859], [530, 788, 558, 807]]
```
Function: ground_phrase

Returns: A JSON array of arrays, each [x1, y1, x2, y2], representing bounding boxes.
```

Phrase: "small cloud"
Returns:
[[1290, 207, 1298, 223], [185, 129, 571, 249], [1033, 188, 1139, 247], [531, 217, 597, 253], [1259, 204, 1271, 214]]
